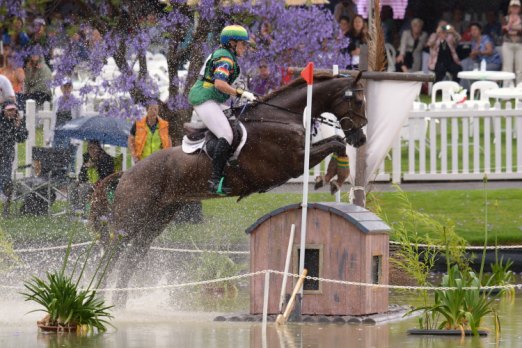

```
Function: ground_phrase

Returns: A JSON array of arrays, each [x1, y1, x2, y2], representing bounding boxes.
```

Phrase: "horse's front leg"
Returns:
[[308, 139, 350, 195]]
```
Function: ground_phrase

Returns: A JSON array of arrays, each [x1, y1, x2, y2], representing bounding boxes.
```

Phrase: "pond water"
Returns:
[[1, 286, 521, 348]]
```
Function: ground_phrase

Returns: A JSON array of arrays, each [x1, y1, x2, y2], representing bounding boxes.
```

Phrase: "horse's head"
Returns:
[[329, 71, 367, 148]]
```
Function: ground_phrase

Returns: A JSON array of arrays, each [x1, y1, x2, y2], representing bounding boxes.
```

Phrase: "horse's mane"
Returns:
[[262, 72, 347, 102]]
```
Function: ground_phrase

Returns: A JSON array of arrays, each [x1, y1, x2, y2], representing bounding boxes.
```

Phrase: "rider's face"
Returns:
[[235, 41, 248, 57]]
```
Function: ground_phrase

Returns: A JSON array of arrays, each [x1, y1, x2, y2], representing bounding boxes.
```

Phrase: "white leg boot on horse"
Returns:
[[314, 153, 350, 195]]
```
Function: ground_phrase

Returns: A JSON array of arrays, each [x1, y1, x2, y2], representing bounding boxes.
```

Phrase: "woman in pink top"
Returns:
[[502, 0, 522, 84], [427, 20, 462, 83]]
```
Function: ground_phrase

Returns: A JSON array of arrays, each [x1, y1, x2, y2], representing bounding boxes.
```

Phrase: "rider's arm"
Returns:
[[215, 79, 240, 96]]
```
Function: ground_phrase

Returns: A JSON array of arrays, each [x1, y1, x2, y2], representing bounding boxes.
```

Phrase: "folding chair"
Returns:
[[13, 147, 73, 216]]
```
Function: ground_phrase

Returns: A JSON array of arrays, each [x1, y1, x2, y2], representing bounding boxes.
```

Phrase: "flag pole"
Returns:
[[299, 62, 313, 295]]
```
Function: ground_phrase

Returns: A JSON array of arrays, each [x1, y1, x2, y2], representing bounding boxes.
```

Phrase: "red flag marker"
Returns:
[[301, 62, 314, 85]]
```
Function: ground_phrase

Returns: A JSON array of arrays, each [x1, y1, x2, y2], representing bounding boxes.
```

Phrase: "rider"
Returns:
[[189, 25, 256, 195]]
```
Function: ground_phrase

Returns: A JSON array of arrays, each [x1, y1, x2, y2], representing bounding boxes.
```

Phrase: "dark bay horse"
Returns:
[[90, 72, 367, 307]]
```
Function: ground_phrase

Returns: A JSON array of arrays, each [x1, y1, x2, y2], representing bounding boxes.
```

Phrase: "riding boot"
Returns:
[[208, 138, 232, 195]]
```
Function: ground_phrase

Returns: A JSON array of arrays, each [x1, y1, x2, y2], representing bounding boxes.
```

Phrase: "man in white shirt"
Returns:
[[0, 74, 16, 104]]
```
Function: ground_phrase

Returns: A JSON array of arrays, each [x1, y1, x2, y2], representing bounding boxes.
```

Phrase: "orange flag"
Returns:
[[301, 62, 314, 85]]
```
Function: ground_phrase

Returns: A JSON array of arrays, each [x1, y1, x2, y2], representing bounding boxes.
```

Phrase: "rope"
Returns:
[[149, 247, 250, 254], [389, 241, 522, 250], [2, 270, 520, 292], [13, 242, 92, 253]]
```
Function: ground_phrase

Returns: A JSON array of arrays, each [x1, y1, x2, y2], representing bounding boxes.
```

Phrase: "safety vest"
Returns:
[[134, 117, 170, 160]]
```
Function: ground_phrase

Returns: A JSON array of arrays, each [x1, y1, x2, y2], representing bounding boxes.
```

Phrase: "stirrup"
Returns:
[[208, 177, 232, 196]]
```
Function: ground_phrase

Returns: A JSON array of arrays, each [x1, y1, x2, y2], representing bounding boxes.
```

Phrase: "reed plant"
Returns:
[[0, 225, 20, 273], [20, 218, 123, 333]]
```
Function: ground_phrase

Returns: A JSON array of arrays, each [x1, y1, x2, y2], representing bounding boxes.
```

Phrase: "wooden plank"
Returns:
[[474, 117, 480, 173], [463, 117, 469, 174], [430, 118, 437, 174], [392, 136, 401, 182], [485, 117, 491, 173], [290, 67, 435, 82], [408, 118, 415, 174], [403, 172, 522, 181], [517, 116, 522, 173], [452, 117, 458, 174], [494, 116, 501, 173], [420, 118, 426, 174], [441, 118, 447, 174], [506, 116, 513, 173]]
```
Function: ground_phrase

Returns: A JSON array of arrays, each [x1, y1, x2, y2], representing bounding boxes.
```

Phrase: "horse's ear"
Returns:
[[352, 70, 365, 87]]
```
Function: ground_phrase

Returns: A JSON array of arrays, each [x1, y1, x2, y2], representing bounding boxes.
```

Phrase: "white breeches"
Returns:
[[193, 100, 233, 145]]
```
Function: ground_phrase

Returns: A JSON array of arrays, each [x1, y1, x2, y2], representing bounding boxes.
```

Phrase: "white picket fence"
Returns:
[[13, 99, 522, 184]]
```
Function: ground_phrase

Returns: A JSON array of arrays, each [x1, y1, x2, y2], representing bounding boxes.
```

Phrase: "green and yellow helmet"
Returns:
[[220, 25, 249, 45]]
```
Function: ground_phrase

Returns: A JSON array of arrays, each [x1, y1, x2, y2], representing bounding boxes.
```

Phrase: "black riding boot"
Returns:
[[208, 138, 232, 195]]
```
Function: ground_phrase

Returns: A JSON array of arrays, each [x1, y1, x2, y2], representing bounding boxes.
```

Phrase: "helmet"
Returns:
[[220, 25, 249, 45]]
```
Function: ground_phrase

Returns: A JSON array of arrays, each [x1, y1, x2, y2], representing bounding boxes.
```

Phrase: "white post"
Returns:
[[122, 148, 128, 170], [262, 271, 270, 334], [333, 64, 340, 203], [42, 102, 51, 148], [76, 142, 83, 174], [25, 100, 36, 177], [279, 224, 295, 314], [299, 63, 313, 295], [392, 135, 401, 183]]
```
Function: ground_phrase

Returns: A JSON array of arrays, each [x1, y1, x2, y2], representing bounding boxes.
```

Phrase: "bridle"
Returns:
[[331, 87, 368, 133]]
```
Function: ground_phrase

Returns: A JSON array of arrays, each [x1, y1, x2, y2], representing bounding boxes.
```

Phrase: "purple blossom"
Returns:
[[115, 230, 126, 238]]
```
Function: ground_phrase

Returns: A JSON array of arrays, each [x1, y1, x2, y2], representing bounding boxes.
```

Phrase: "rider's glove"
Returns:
[[237, 88, 256, 102]]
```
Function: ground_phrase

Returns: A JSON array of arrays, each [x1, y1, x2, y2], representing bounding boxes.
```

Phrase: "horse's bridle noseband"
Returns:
[[332, 87, 368, 133]]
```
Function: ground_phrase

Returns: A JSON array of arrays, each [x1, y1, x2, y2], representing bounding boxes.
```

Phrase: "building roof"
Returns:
[[245, 202, 392, 235]]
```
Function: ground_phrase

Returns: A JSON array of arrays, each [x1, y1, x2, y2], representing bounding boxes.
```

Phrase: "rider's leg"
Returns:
[[193, 100, 234, 195]]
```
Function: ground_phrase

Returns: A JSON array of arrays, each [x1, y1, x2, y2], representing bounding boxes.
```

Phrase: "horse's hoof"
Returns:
[[314, 176, 325, 190], [330, 181, 340, 195]]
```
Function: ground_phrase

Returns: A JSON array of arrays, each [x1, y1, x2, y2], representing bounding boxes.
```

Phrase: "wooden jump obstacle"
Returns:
[[247, 202, 391, 316]]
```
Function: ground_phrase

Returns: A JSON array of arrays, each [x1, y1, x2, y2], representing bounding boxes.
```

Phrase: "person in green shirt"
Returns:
[[189, 25, 256, 196]]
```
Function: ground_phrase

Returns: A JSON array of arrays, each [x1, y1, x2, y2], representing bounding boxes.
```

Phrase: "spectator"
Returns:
[[449, 4, 469, 35], [483, 9, 503, 45], [396, 18, 428, 72], [427, 20, 462, 83], [2, 18, 30, 52], [128, 104, 172, 163], [249, 61, 277, 96], [469, 23, 502, 71], [399, 8, 416, 38], [71, 140, 115, 219], [334, 0, 358, 23], [78, 140, 114, 184], [28, 18, 52, 69], [70, 31, 89, 62], [0, 73, 15, 104], [502, 0, 522, 84], [339, 16, 350, 37], [346, 15, 368, 70], [46, 78, 84, 167], [0, 51, 25, 110], [381, 5, 396, 45], [24, 54, 52, 107], [0, 100, 28, 217]]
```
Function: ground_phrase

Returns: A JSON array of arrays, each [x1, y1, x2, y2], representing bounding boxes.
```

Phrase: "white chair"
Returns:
[[431, 81, 460, 104], [516, 82, 522, 89], [470, 81, 499, 101], [385, 43, 396, 72]]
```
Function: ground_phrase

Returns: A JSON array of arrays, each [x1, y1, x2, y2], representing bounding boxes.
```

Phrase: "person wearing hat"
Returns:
[[0, 100, 28, 217], [188, 25, 256, 195], [502, 0, 522, 84], [46, 78, 84, 169]]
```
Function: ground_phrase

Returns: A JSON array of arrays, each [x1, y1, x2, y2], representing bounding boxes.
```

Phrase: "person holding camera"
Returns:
[[334, 0, 358, 24], [0, 100, 28, 217], [427, 20, 462, 82]]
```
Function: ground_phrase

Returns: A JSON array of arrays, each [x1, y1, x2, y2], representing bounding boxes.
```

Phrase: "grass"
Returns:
[[2, 188, 522, 247]]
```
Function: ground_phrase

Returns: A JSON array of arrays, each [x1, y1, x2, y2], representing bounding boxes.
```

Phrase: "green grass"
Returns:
[[3, 188, 522, 247]]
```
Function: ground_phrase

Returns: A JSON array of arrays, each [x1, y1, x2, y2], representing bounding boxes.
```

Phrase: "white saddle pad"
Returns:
[[182, 122, 248, 160]]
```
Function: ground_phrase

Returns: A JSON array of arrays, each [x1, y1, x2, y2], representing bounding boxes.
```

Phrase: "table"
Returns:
[[483, 88, 522, 100], [457, 71, 516, 81]]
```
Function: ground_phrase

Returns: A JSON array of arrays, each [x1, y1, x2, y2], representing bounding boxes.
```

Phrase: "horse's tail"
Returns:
[[89, 172, 124, 246]]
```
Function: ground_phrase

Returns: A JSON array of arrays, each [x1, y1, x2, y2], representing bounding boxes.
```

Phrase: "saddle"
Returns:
[[183, 121, 243, 159]]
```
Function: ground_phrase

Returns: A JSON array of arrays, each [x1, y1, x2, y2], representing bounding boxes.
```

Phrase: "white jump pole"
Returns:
[[333, 64, 341, 203], [262, 271, 270, 335], [299, 63, 314, 295], [278, 224, 295, 314]]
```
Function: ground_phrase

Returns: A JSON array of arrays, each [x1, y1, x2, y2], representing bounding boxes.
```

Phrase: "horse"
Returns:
[[90, 72, 368, 307]]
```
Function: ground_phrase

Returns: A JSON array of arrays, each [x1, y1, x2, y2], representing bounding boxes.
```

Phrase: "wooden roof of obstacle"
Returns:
[[245, 202, 391, 235]]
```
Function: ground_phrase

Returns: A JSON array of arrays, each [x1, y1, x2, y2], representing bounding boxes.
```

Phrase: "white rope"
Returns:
[[349, 186, 366, 206], [13, 242, 92, 253], [149, 246, 249, 254], [389, 240, 522, 250], [2, 270, 520, 292]]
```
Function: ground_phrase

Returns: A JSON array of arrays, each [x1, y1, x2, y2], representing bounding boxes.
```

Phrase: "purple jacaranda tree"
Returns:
[[2, 0, 348, 144]]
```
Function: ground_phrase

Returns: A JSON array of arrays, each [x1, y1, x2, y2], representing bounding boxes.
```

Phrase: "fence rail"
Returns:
[[11, 99, 522, 185]]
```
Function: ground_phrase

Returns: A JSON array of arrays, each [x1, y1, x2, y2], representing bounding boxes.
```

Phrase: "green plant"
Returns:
[[184, 238, 249, 296], [20, 220, 123, 333], [0, 225, 21, 273], [407, 265, 502, 337]]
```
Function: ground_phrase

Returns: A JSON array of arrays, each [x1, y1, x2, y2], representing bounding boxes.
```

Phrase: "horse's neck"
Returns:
[[268, 84, 329, 122]]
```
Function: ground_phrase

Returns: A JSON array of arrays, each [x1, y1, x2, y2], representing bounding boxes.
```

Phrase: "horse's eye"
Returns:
[[355, 100, 363, 107]]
